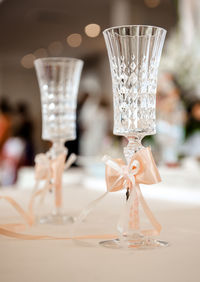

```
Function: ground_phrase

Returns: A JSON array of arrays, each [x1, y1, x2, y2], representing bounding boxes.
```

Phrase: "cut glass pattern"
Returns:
[[34, 58, 83, 141], [104, 25, 166, 136]]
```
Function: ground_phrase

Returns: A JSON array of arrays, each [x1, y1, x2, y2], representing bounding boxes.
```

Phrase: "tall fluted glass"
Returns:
[[34, 57, 83, 224], [102, 25, 167, 248]]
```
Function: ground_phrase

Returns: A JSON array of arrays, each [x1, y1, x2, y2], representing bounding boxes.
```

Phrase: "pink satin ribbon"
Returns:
[[0, 148, 162, 240], [0, 194, 116, 240], [104, 147, 162, 236], [0, 152, 79, 240], [34, 152, 66, 208]]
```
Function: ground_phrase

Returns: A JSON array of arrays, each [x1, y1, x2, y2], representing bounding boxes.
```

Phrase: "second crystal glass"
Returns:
[[34, 57, 83, 224], [102, 25, 167, 248]]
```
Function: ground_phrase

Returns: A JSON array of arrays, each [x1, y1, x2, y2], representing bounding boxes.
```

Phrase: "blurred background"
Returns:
[[0, 0, 199, 186]]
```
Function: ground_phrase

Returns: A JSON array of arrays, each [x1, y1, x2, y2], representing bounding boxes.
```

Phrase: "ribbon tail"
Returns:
[[28, 178, 53, 221], [72, 191, 109, 238], [65, 153, 77, 170], [0, 190, 117, 241], [117, 179, 141, 237], [72, 175, 124, 239], [0, 225, 117, 241], [0, 223, 27, 232], [55, 153, 76, 208], [0, 225, 72, 240], [75, 175, 124, 223], [39, 180, 52, 205], [135, 184, 162, 236], [32, 180, 39, 194], [116, 181, 131, 235], [0, 196, 33, 227], [129, 185, 140, 231], [77, 190, 109, 222]]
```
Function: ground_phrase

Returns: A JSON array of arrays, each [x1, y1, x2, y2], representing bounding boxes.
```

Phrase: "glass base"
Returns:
[[100, 238, 168, 249], [39, 214, 74, 225]]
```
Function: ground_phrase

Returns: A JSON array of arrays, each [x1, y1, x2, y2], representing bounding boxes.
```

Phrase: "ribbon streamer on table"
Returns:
[[0, 192, 116, 240], [73, 147, 162, 238]]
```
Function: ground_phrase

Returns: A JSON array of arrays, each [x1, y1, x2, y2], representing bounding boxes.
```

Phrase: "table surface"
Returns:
[[0, 166, 200, 282]]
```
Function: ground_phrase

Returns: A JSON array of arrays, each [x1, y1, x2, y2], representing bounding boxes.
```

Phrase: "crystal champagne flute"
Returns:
[[34, 57, 83, 224], [102, 25, 167, 248]]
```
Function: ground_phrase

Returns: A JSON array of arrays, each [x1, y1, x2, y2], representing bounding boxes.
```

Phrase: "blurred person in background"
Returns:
[[182, 100, 200, 159], [0, 102, 34, 186], [155, 72, 186, 166], [0, 97, 12, 150], [65, 92, 89, 160], [14, 102, 35, 166], [79, 93, 110, 156]]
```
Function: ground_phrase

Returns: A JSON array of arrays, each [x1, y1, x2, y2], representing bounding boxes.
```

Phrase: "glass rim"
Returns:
[[34, 57, 84, 66], [103, 25, 167, 36]]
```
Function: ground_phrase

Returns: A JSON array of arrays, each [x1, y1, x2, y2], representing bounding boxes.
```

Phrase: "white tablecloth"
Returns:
[[0, 167, 200, 282]]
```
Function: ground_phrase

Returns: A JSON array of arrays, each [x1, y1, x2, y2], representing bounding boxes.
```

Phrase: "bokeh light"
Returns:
[[21, 54, 36, 69], [144, 0, 160, 8], [34, 48, 48, 58], [48, 41, 63, 55], [84, 23, 101, 38], [66, 33, 82, 48]]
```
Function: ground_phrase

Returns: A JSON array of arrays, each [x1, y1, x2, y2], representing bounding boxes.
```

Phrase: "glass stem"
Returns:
[[49, 140, 67, 158], [48, 140, 67, 215], [123, 135, 143, 200], [123, 135, 143, 164], [119, 135, 144, 239]]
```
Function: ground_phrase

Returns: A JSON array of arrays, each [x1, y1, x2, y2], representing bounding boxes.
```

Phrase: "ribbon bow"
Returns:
[[31, 151, 76, 215], [73, 147, 162, 239], [103, 147, 162, 236], [33, 153, 66, 208], [104, 147, 161, 191]]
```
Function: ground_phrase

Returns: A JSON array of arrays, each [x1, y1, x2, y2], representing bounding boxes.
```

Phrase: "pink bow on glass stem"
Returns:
[[104, 147, 162, 237], [73, 147, 162, 245], [34, 152, 66, 207], [33, 150, 76, 223]]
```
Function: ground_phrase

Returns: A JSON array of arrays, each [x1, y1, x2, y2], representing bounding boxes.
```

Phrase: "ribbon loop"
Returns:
[[103, 155, 122, 173], [129, 159, 140, 177]]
